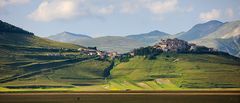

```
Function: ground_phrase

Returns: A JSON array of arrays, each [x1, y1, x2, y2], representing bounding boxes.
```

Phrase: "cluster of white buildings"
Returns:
[[153, 38, 216, 52], [78, 47, 118, 59]]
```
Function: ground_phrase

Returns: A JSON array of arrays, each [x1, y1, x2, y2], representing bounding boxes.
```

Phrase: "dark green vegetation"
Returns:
[[0, 20, 33, 35]]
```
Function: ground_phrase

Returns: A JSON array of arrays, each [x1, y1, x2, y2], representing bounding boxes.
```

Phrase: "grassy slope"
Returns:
[[0, 33, 112, 91], [0, 46, 111, 91], [109, 53, 240, 90], [0, 60, 110, 86], [0, 33, 82, 49]]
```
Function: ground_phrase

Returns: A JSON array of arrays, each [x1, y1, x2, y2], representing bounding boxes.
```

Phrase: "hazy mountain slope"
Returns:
[[192, 20, 240, 57], [74, 36, 146, 53], [179, 20, 224, 41], [48, 31, 92, 43], [216, 36, 240, 57], [126, 30, 170, 45], [202, 20, 240, 39], [165, 31, 186, 39]]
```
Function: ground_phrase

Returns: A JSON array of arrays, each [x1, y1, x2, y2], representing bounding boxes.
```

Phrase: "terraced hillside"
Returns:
[[108, 53, 240, 90], [0, 44, 112, 91]]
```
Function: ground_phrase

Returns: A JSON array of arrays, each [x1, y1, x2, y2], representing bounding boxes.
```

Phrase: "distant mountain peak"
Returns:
[[206, 20, 223, 24], [194, 20, 223, 28], [126, 30, 170, 45], [56, 31, 92, 38], [47, 31, 92, 43], [62, 31, 71, 34], [59, 31, 78, 36], [178, 20, 224, 41], [148, 30, 168, 36], [149, 30, 161, 33]]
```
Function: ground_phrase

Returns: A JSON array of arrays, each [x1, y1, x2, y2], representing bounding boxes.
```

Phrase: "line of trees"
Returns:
[[133, 46, 163, 60]]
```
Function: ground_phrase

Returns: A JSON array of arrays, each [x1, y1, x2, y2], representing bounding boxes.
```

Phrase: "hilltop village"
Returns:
[[153, 38, 215, 53]]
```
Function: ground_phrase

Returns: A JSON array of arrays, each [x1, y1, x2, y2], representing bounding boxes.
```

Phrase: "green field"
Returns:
[[0, 42, 111, 91], [108, 53, 240, 90]]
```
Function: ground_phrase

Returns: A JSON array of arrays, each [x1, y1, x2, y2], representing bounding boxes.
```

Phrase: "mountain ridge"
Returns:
[[45, 20, 240, 57], [126, 30, 170, 45], [73, 36, 146, 53], [178, 20, 224, 41], [48, 31, 92, 43], [192, 20, 240, 57]]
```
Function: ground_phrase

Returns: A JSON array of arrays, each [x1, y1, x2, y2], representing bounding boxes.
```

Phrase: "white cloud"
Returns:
[[0, 0, 30, 8], [28, 0, 82, 22], [199, 9, 220, 21], [28, 0, 116, 22], [119, 0, 180, 15], [146, 0, 178, 15], [120, 1, 140, 14], [226, 8, 234, 18], [96, 5, 115, 15], [28, 0, 187, 22]]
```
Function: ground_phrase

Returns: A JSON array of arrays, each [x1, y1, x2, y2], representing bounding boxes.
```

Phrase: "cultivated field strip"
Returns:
[[0, 57, 97, 83]]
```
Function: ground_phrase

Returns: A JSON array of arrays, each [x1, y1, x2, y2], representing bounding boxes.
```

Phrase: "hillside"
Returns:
[[73, 36, 146, 53], [0, 20, 82, 49], [109, 53, 240, 90], [126, 30, 170, 45], [48, 31, 92, 43], [178, 20, 224, 41], [192, 20, 240, 57], [202, 20, 240, 39], [0, 20, 112, 91], [0, 20, 33, 35]]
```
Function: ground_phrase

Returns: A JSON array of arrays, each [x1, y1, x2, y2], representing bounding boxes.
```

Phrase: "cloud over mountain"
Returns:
[[199, 9, 220, 21]]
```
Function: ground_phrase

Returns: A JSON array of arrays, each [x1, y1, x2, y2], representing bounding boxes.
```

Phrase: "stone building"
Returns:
[[153, 38, 190, 52]]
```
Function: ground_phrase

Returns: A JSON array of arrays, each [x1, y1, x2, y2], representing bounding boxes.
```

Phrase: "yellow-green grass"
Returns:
[[0, 59, 111, 91], [109, 53, 240, 90], [0, 33, 82, 49], [1, 52, 240, 91], [0, 43, 89, 79]]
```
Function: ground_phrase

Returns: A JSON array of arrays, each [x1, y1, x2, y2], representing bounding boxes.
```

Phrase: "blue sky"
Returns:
[[0, 0, 240, 37]]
